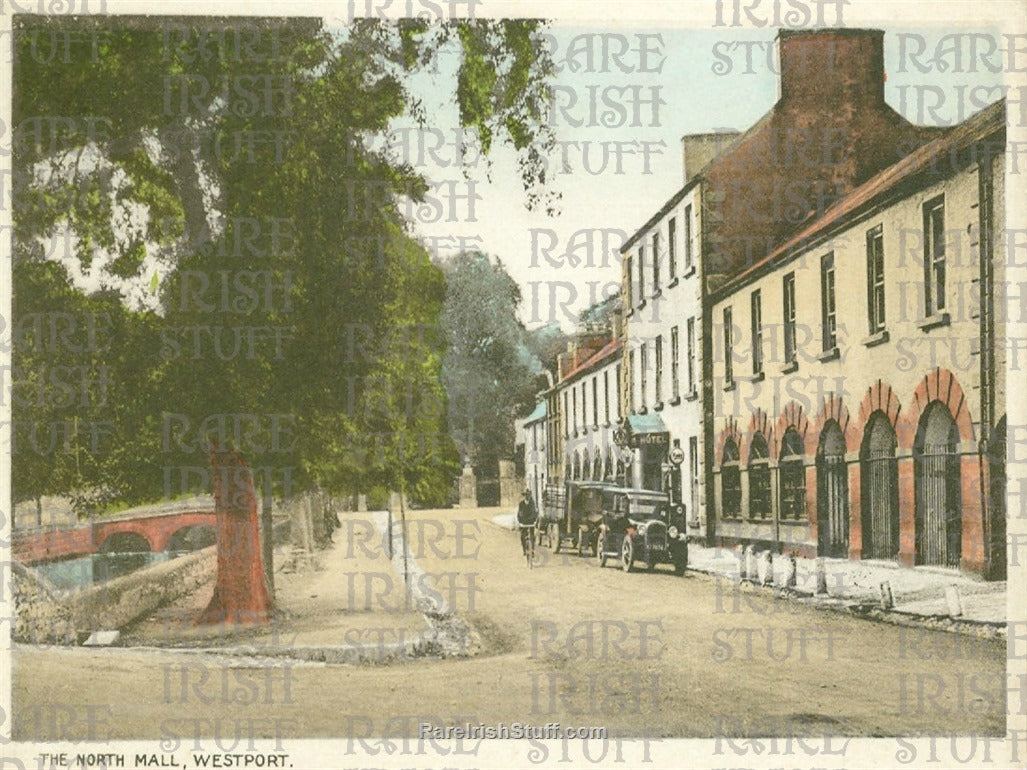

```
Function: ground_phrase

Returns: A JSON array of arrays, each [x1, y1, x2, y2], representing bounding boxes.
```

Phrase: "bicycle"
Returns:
[[519, 522, 537, 568]]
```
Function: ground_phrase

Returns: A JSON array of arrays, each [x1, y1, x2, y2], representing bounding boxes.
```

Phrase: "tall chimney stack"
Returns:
[[778, 28, 885, 107]]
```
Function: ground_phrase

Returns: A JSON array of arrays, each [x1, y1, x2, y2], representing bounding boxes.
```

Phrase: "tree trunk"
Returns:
[[261, 491, 275, 598]]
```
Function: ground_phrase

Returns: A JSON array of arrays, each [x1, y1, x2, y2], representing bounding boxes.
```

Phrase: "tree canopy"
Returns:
[[11, 15, 556, 512]]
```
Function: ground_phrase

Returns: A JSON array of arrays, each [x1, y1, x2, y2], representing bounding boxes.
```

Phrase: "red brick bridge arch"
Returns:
[[93, 510, 216, 553], [14, 509, 216, 564]]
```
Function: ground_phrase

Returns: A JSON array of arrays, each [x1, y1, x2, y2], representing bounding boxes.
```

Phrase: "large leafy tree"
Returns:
[[10, 15, 557, 514], [439, 252, 540, 474]]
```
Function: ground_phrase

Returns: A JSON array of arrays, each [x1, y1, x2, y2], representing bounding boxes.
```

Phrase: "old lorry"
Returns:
[[541, 479, 614, 555]]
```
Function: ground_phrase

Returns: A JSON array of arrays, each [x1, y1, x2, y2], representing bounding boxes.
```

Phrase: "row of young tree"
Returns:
[[10, 15, 561, 518]]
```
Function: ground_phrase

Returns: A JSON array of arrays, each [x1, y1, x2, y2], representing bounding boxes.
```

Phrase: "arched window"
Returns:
[[721, 438, 741, 518], [779, 429, 806, 520], [748, 433, 771, 519]]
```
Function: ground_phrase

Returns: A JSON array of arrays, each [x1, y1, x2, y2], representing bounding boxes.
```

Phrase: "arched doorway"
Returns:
[[914, 402, 962, 567], [816, 420, 849, 557], [990, 416, 1006, 579], [860, 412, 899, 560]]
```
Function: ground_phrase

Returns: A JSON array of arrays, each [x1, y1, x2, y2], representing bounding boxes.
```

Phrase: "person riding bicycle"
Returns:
[[517, 489, 538, 557]]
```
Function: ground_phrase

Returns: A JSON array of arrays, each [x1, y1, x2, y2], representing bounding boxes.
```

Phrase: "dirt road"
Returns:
[[12, 506, 1007, 742]]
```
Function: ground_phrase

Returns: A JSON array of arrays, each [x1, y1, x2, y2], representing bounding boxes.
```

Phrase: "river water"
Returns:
[[30, 551, 190, 591]]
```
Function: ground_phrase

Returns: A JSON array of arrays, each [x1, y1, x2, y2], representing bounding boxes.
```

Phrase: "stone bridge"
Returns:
[[13, 505, 216, 565]]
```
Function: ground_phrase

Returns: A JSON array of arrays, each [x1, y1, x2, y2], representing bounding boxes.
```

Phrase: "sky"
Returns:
[[37, 17, 1009, 327], [382, 22, 1008, 331]]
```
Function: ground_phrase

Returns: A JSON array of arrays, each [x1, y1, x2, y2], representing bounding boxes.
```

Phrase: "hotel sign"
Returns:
[[632, 431, 670, 449]]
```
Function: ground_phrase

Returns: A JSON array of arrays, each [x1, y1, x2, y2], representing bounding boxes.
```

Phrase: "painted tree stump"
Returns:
[[196, 447, 272, 625]]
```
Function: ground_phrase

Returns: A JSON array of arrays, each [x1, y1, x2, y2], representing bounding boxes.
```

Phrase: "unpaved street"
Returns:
[[13, 506, 1006, 742]]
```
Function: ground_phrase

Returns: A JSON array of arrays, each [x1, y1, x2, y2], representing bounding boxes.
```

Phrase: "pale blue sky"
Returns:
[[399, 23, 1006, 330]]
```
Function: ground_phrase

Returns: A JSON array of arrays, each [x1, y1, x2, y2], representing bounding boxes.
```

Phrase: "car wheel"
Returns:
[[597, 532, 608, 568], [621, 536, 634, 573]]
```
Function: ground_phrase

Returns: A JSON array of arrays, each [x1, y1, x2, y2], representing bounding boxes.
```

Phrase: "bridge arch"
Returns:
[[97, 530, 153, 554], [167, 524, 216, 553]]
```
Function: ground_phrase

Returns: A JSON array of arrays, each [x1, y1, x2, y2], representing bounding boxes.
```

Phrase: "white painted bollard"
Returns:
[[945, 585, 964, 617], [815, 558, 828, 596], [758, 550, 773, 586], [879, 581, 894, 609], [744, 545, 756, 583], [736, 545, 747, 581], [784, 555, 797, 589]]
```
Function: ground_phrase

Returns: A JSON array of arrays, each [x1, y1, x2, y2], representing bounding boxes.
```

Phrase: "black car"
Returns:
[[594, 487, 688, 575]]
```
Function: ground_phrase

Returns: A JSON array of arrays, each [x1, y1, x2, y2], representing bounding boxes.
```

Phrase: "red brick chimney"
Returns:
[[778, 28, 885, 107], [701, 28, 941, 281]]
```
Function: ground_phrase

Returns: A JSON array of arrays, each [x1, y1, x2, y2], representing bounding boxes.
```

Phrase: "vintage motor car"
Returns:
[[542, 480, 614, 555], [594, 487, 688, 574]]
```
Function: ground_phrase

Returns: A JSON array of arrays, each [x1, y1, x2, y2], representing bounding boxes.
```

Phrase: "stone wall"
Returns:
[[12, 547, 217, 644], [10, 561, 76, 645], [66, 547, 217, 635]]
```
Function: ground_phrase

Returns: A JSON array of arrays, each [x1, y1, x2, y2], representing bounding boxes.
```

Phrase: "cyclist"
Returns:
[[517, 489, 538, 559]]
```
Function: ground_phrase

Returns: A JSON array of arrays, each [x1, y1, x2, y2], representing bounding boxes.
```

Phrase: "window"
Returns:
[[563, 391, 569, 438], [684, 203, 693, 272], [652, 232, 661, 292], [615, 364, 622, 419], [671, 326, 680, 401], [627, 352, 635, 413], [866, 224, 885, 334], [721, 439, 741, 518], [779, 429, 806, 519], [783, 272, 797, 365], [624, 255, 633, 308], [582, 382, 587, 430], [723, 307, 734, 386], [592, 377, 598, 426], [668, 218, 677, 277], [689, 435, 699, 517], [821, 252, 836, 352], [751, 289, 763, 375], [655, 335, 663, 404], [748, 433, 771, 519], [640, 343, 648, 409], [637, 246, 646, 304], [572, 388, 578, 433], [604, 370, 610, 423], [924, 195, 946, 315], [686, 317, 696, 395]]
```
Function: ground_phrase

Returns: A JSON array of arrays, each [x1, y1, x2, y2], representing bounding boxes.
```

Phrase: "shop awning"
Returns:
[[625, 413, 670, 449], [626, 413, 667, 435]]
